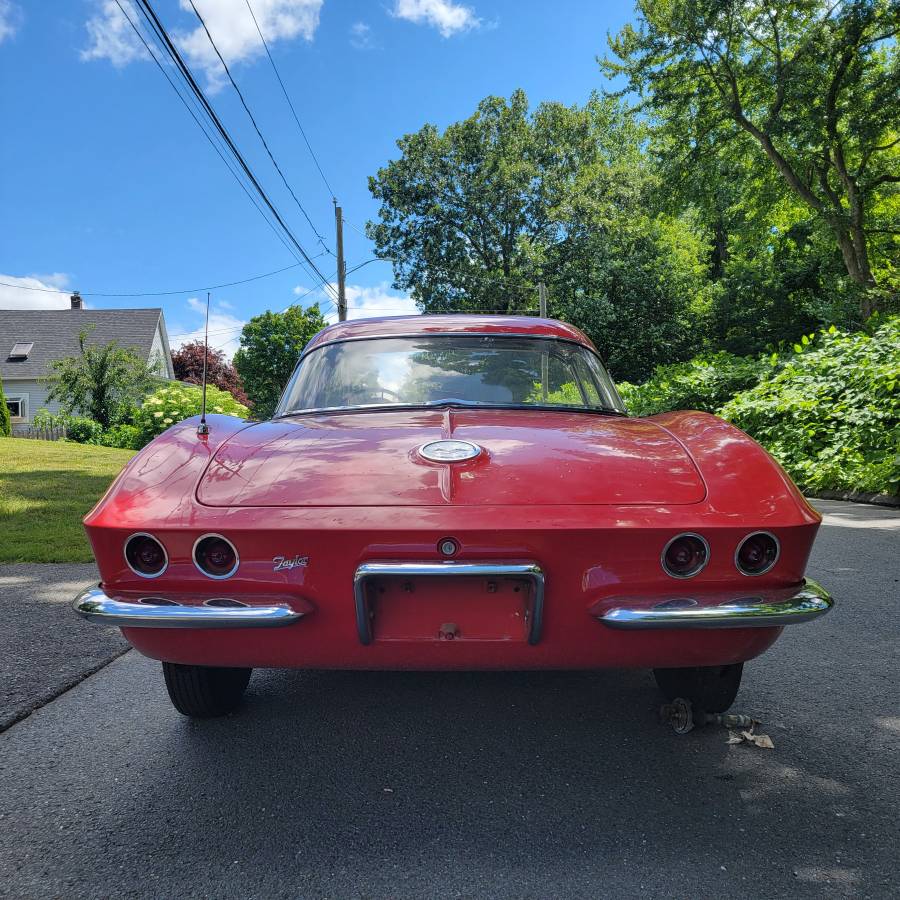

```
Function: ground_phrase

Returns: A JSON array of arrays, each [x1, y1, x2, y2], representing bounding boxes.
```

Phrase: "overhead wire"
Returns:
[[185, 0, 332, 255], [113, 0, 301, 265], [243, 0, 337, 203], [132, 0, 337, 298]]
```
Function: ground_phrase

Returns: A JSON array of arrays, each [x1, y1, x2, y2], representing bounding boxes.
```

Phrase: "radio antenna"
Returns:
[[197, 291, 210, 436]]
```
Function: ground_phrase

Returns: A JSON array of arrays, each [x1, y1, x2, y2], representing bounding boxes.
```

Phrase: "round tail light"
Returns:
[[736, 532, 779, 576], [124, 533, 168, 578], [193, 534, 239, 579], [661, 533, 709, 578]]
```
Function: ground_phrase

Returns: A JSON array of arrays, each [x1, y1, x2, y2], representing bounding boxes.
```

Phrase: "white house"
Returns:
[[1, 298, 174, 434]]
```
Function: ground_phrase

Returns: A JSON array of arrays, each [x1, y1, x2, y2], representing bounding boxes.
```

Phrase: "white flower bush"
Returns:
[[134, 383, 250, 445]]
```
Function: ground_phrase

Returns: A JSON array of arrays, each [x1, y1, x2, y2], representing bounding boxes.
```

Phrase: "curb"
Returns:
[[806, 490, 900, 509]]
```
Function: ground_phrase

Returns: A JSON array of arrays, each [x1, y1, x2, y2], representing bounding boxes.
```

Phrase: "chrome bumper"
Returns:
[[72, 586, 303, 629], [598, 579, 833, 630]]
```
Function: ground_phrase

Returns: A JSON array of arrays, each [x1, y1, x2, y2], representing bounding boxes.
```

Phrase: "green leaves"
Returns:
[[44, 327, 158, 429], [133, 383, 249, 446], [233, 304, 327, 420]]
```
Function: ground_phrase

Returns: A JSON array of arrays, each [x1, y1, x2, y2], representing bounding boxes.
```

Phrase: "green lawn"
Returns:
[[0, 437, 136, 563]]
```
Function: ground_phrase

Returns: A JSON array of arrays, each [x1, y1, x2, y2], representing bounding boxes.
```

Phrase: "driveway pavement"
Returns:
[[0, 563, 127, 731], [0, 500, 897, 898]]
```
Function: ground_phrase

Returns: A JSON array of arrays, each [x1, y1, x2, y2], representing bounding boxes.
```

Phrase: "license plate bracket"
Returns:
[[353, 562, 544, 646]]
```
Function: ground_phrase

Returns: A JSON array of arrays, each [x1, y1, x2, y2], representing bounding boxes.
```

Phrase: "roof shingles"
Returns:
[[0, 309, 166, 379]]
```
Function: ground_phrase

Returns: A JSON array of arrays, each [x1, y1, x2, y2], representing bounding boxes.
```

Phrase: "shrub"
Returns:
[[100, 423, 142, 450], [618, 352, 769, 417], [0, 374, 11, 436], [721, 318, 900, 496], [134, 382, 249, 446], [66, 417, 105, 445], [32, 408, 70, 431]]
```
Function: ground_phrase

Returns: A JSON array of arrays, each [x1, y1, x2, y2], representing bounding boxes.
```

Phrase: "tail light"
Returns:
[[124, 533, 168, 578], [193, 534, 239, 579], [661, 533, 709, 578], [736, 532, 779, 575]]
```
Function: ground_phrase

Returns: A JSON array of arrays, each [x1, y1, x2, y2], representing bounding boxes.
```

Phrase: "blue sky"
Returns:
[[0, 0, 632, 356]]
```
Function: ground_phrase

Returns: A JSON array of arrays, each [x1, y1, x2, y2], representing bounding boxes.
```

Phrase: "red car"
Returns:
[[74, 315, 832, 718]]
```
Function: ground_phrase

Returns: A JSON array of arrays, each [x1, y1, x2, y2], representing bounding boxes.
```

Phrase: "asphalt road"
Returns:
[[0, 500, 897, 899]]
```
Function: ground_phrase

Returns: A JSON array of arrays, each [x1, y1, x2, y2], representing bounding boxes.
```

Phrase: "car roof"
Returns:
[[304, 314, 596, 353]]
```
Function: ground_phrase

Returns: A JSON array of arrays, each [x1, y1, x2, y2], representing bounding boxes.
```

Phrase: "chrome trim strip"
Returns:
[[598, 579, 833, 630], [72, 586, 302, 629], [735, 530, 781, 577], [353, 561, 545, 646]]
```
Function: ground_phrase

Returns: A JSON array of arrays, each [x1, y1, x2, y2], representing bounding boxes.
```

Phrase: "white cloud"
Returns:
[[349, 21, 376, 50], [391, 0, 479, 37], [292, 281, 418, 322], [81, 0, 148, 67], [0, 1, 22, 44], [169, 295, 247, 359], [0, 274, 73, 310], [175, 0, 322, 91], [80, 0, 322, 91]]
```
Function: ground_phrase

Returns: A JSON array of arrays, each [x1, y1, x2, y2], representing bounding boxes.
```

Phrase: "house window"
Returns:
[[5, 395, 27, 422]]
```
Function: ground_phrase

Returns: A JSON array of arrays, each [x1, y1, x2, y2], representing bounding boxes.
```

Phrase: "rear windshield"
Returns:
[[276, 335, 625, 415]]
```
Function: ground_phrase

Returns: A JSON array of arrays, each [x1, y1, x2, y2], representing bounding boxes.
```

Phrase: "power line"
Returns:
[[113, 0, 301, 264], [0, 260, 311, 298], [185, 0, 331, 254], [243, 0, 336, 203], [133, 0, 337, 298]]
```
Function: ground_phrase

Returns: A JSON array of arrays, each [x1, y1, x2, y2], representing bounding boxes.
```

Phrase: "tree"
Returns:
[[367, 90, 648, 313], [46, 328, 158, 428], [171, 341, 249, 406], [0, 373, 11, 437], [603, 0, 900, 318], [233, 304, 327, 419]]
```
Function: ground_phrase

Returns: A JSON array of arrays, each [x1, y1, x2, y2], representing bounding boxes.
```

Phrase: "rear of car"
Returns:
[[73, 316, 832, 717]]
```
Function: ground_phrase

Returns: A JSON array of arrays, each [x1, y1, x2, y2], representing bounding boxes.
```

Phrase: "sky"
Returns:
[[0, 0, 633, 357]]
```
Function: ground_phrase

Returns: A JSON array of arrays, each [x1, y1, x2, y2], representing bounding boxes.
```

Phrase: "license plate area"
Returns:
[[354, 562, 544, 646]]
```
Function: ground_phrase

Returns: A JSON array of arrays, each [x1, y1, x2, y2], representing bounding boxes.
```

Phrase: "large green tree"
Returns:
[[367, 90, 714, 379], [603, 0, 899, 318], [46, 328, 158, 428], [233, 304, 327, 419], [367, 90, 649, 313]]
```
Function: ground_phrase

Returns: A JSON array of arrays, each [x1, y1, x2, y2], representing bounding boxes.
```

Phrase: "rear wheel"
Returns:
[[162, 662, 252, 718], [653, 663, 743, 714]]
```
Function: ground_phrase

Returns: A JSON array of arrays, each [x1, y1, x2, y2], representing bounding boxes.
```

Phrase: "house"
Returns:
[[0, 296, 174, 434]]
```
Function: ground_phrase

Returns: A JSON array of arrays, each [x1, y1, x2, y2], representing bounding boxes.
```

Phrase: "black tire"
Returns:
[[162, 662, 252, 718], [653, 663, 743, 714]]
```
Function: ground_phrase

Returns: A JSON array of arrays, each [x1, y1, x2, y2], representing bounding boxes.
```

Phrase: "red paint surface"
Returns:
[[84, 317, 823, 671]]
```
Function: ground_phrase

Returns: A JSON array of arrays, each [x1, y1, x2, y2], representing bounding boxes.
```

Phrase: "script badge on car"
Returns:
[[419, 440, 482, 463]]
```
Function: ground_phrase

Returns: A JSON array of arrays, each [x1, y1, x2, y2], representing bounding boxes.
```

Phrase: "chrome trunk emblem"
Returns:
[[419, 440, 482, 462]]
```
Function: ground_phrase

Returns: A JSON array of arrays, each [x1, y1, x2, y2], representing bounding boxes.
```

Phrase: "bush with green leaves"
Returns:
[[66, 417, 105, 445], [134, 382, 249, 445], [0, 374, 11, 436], [618, 352, 769, 417], [721, 318, 900, 496], [99, 424, 142, 450]]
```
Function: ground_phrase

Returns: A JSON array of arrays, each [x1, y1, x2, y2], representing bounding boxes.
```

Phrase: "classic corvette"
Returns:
[[74, 314, 833, 718]]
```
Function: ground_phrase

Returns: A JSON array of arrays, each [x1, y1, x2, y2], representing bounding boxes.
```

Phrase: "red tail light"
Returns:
[[124, 533, 168, 578], [736, 532, 779, 575], [193, 534, 239, 579], [661, 533, 709, 578]]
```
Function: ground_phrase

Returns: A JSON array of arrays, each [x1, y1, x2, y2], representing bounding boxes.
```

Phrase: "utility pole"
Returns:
[[334, 203, 347, 322], [538, 282, 548, 318]]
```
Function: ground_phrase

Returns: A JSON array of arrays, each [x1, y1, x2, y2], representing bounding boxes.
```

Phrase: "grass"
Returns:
[[0, 437, 135, 563]]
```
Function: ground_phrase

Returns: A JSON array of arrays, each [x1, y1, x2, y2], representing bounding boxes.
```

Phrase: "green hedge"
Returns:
[[620, 317, 900, 496], [0, 374, 10, 437]]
